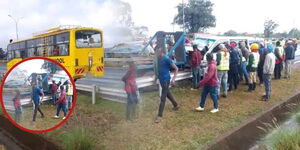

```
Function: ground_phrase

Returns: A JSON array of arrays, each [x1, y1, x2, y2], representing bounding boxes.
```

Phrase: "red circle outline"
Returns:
[[0, 57, 77, 133]]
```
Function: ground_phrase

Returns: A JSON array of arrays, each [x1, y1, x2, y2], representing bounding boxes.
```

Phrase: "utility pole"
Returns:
[[182, 0, 185, 33], [8, 14, 22, 41]]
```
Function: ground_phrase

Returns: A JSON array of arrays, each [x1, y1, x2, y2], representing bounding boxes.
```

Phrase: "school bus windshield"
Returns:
[[75, 30, 102, 48]]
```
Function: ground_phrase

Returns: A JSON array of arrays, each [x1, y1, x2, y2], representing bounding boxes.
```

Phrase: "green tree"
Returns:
[[288, 28, 300, 39], [174, 0, 216, 33], [224, 30, 238, 36], [264, 20, 279, 38]]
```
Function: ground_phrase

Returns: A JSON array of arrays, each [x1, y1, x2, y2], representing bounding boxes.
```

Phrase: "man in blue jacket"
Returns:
[[154, 47, 179, 123], [284, 41, 295, 79], [31, 81, 44, 122]]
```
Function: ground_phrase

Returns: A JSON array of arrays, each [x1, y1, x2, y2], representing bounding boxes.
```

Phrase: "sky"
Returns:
[[0, 0, 299, 48]]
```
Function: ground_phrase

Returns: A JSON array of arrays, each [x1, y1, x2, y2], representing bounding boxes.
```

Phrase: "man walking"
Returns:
[[262, 44, 276, 101], [154, 47, 179, 123], [284, 41, 295, 79], [31, 81, 44, 122], [195, 53, 219, 113], [274, 41, 285, 79], [191, 45, 202, 90], [51, 80, 58, 105], [216, 44, 230, 98]]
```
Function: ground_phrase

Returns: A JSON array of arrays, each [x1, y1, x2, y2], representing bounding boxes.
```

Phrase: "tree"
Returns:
[[174, 0, 216, 33], [0, 48, 6, 59], [264, 20, 279, 38], [114, 0, 134, 27], [288, 28, 300, 39], [224, 30, 238, 36]]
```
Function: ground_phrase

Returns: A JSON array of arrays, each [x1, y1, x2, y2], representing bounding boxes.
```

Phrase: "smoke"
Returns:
[[0, 0, 148, 48]]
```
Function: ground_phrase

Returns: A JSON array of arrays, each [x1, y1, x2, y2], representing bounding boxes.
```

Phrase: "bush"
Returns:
[[295, 113, 300, 123], [269, 130, 300, 150], [63, 128, 95, 150]]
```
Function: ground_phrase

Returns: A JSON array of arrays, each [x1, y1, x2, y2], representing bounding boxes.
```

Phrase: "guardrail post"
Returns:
[[92, 85, 96, 104]]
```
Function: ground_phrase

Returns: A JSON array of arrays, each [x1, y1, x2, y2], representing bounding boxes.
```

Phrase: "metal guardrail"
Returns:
[[76, 84, 96, 104], [5, 96, 51, 112], [76, 71, 192, 104]]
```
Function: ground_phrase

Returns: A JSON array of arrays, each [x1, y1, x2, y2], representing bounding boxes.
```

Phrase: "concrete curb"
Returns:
[[0, 115, 59, 150], [203, 92, 300, 150]]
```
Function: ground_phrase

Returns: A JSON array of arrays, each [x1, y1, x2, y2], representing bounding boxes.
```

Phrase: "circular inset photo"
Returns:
[[1, 57, 76, 132]]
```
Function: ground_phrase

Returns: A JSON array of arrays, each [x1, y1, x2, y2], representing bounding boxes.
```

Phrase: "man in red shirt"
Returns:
[[122, 59, 139, 121], [54, 86, 67, 120], [195, 53, 219, 113], [51, 80, 58, 106], [191, 45, 202, 90]]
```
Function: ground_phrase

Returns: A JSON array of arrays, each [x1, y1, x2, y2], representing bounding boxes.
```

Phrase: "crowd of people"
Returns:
[[12, 78, 74, 123], [122, 38, 298, 123], [193, 39, 298, 114]]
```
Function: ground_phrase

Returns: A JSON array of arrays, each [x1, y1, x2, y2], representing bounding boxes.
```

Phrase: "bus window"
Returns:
[[37, 47, 44, 56], [28, 48, 36, 57], [58, 44, 69, 56], [55, 32, 69, 56], [76, 30, 102, 48], [56, 33, 69, 44], [20, 50, 26, 59], [12, 43, 19, 50], [27, 39, 36, 48], [19, 42, 26, 49], [14, 50, 21, 58]]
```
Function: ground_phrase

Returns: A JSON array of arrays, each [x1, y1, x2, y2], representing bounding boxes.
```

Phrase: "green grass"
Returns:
[[264, 129, 300, 150], [7, 104, 64, 131], [62, 127, 96, 150], [295, 113, 300, 123], [43, 69, 300, 150]]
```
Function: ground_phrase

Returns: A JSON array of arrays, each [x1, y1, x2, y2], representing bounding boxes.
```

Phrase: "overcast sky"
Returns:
[[0, 0, 299, 48]]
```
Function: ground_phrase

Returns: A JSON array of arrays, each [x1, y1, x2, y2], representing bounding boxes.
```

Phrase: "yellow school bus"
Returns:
[[6, 25, 104, 80]]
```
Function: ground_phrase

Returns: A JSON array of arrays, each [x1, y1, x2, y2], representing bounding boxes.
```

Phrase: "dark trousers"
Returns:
[[158, 81, 178, 117], [228, 71, 239, 91], [200, 86, 218, 109], [56, 104, 67, 117], [32, 101, 44, 121], [14, 107, 22, 123], [257, 64, 264, 84], [263, 74, 272, 98], [274, 63, 283, 79], [126, 93, 137, 120], [192, 66, 201, 89], [51, 93, 57, 105], [238, 64, 243, 81]]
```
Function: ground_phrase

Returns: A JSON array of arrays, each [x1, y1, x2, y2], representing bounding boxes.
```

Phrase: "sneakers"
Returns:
[[195, 106, 204, 111], [62, 117, 66, 120], [210, 109, 219, 113], [155, 116, 162, 123], [172, 105, 180, 111], [222, 94, 227, 98], [54, 115, 59, 119]]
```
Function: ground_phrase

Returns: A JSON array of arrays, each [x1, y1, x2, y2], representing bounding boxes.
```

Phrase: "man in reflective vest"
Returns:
[[274, 41, 285, 79], [216, 44, 230, 98], [66, 81, 73, 110], [246, 43, 260, 92]]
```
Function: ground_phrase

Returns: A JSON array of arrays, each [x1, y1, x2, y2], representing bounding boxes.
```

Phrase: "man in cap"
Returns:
[[262, 44, 276, 101]]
